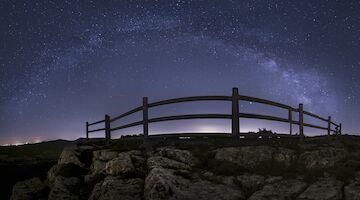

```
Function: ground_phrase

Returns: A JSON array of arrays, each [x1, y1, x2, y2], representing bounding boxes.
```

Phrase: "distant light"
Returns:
[[179, 137, 191, 139]]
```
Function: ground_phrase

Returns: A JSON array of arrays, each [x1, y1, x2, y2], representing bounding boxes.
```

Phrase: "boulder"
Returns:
[[127, 150, 146, 170], [91, 160, 107, 174], [58, 147, 84, 167], [147, 156, 191, 170], [189, 179, 245, 200], [248, 179, 307, 200], [93, 150, 118, 162], [145, 167, 184, 200], [89, 177, 144, 200], [297, 178, 343, 200], [201, 171, 235, 186], [145, 167, 245, 200], [156, 147, 198, 166], [235, 174, 265, 196], [10, 177, 47, 200], [273, 147, 296, 167], [264, 176, 283, 184], [105, 152, 135, 176], [298, 148, 347, 169], [48, 176, 82, 200], [47, 163, 87, 186], [214, 146, 274, 169], [345, 180, 360, 200]]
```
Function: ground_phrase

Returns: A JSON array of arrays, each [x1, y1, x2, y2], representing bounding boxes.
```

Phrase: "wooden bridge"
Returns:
[[86, 88, 342, 143]]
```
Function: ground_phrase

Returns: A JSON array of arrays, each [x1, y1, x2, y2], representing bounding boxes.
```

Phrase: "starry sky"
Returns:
[[0, 0, 359, 145]]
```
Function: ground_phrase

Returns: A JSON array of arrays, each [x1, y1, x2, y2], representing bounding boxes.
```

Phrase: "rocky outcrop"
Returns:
[[58, 147, 84, 167], [144, 167, 245, 200], [235, 173, 265, 196], [155, 147, 199, 166], [214, 146, 296, 169], [93, 150, 118, 162], [248, 179, 307, 200], [48, 176, 82, 200], [298, 148, 348, 169], [344, 180, 360, 200], [10, 177, 47, 200], [47, 163, 87, 186], [147, 156, 191, 170], [215, 146, 274, 169], [105, 152, 135, 176], [297, 178, 343, 200], [9, 140, 360, 200], [89, 176, 144, 200]]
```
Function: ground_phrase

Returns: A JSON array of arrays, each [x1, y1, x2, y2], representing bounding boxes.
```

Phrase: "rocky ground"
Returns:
[[9, 136, 360, 200]]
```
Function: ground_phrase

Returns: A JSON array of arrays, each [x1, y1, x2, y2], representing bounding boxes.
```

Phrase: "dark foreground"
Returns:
[[5, 134, 360, 200]]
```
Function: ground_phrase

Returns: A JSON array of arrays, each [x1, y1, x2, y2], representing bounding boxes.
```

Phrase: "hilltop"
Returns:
[[7, 135, 360, 200]]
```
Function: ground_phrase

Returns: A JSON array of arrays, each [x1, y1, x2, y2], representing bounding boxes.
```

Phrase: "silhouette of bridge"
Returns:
[[86, 88, 342, 143]]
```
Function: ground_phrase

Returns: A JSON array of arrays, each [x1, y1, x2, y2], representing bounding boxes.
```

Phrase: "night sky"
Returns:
[[1, 0, 359, 145]]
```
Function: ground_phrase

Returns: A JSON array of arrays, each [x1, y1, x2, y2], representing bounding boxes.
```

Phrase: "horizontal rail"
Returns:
[[330, 121, 339, 126], [148, 96, 231, 108], [303, 111, 328, 122], [111, 106, 143, 122], [149, 132, 232, 138], [88, 128, 106, 133], [149, 114, 232, 123], [303, 123, 328, 131], [111, 120, 144, 132], [239, 113, 290, 123], [239, 95, 296, 111], [88, 120, 105, 126]]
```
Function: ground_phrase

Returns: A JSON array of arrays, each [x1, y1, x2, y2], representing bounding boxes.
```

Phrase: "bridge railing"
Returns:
[[86, 88, 342, 143]]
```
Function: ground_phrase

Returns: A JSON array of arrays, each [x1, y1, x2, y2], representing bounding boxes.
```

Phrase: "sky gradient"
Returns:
[[1, 0, 359, 145]]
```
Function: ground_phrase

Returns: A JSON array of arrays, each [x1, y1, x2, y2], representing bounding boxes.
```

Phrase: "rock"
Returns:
[[89, 177, 144, 200], [273, 147, 296, 167], [105, 152, 135, 176], [10, 177, 47, 200], [235, 174, 265, 196], [298, 148, 347, 169], [201, 171, 235, 186], [127, 150, 146, 170], [297, 178, 343, 200], [190, 179, 245, 200], [93, 150, 118, 162], [156, 147, 198, 166], [47, 163, 87, 186], [48, 176, 82, 200], [58, 147, 84, 167], [264, 176, 283, 184], [84, 173, 106, 187], [248, 179, 307, 200], [147, 156, 191, 170], [345, 180, 360, 200], [145, 167, 245, 200], [91, 160, 107, 174], [214, 146, 274, 169]]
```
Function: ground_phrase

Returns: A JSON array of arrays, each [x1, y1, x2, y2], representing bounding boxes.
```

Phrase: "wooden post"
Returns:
[[327, 116, 331, 136], [105, 115, 111, 146], [288, 109, 292, 135], [86, 122, 89, 140], [143, 97, 149, 139], [299, 104, 304, 141], [231, 88, 239, 138], [339, 123, 342, 135]]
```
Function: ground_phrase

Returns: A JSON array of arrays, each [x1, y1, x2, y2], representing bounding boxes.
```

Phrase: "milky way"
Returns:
[[0, 1, 359, 144]]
